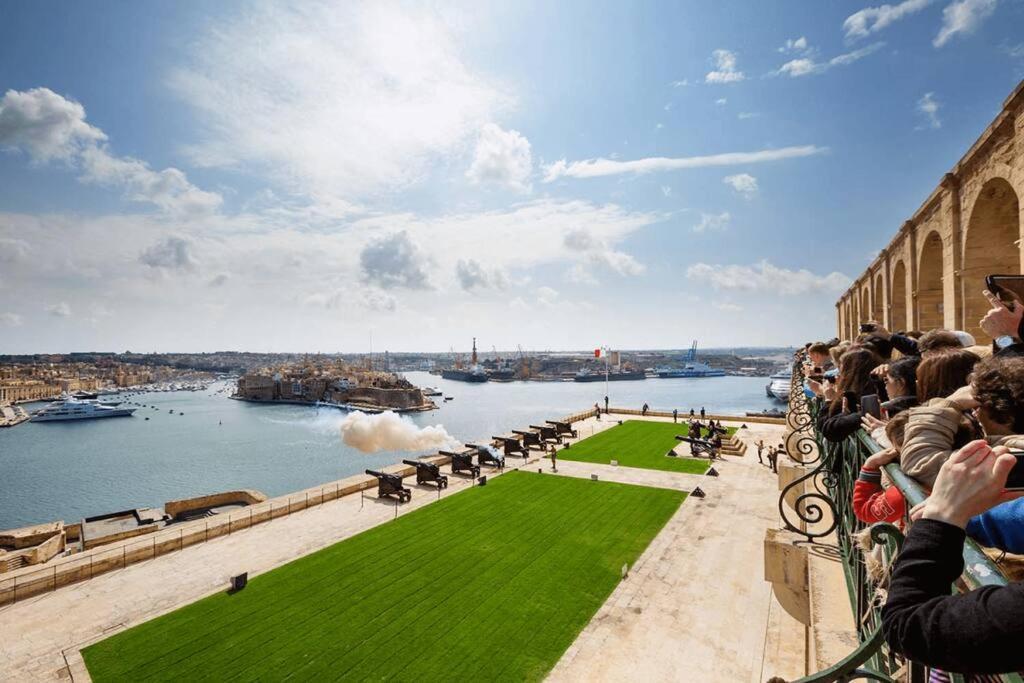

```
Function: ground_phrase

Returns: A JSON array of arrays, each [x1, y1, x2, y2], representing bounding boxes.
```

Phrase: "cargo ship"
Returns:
[[441, 338, 489, 383]]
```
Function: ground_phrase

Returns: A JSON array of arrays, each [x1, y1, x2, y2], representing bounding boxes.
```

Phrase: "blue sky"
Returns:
[[1, 0, 1022, 353]]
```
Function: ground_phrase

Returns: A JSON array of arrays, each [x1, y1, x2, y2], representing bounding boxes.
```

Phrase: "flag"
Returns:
[[594, 348, 601, 357]]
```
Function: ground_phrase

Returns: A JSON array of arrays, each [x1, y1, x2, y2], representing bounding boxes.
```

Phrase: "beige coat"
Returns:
[[899, 398, 1024, 489]]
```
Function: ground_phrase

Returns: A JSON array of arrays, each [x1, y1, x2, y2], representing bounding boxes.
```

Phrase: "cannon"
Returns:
[[530, 424, 561, 444], [512, 429, 543, 450], [675, 435, 718, 460], [403, 459, 449, 489], [440, 449, 481, 478], [470, 444, 505, 470], [493, 435, 529, 459], [365, 469, 411, 502], [546, 420, 578, 439]]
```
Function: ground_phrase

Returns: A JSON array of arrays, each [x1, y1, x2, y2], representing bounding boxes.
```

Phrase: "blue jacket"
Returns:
[[967, 498, 1024, 554]]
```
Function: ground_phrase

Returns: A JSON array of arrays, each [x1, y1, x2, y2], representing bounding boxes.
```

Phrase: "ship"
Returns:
[[654, 341, 726, 378], [30, 397, 137, 422], [441, 338, 489, 383], [766, 366, 793, 401]]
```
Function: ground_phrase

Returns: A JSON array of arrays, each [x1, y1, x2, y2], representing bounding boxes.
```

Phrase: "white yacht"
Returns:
[[766, 367, 793, 402], [30, 397, 136, 422]]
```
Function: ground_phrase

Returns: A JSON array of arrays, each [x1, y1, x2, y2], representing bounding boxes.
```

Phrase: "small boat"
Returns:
[[444, 396, 454, 401]]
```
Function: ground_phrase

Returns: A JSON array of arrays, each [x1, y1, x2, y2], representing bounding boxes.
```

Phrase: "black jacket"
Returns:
[[882, 519, 1024, 675], [891, 333, 920, 357]]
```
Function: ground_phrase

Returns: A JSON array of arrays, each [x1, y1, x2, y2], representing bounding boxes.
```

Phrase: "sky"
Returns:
[[1, 0, 1023, 354]]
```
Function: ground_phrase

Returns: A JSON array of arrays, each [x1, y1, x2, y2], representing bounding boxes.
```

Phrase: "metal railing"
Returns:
[[780, 353, 1023, 683]]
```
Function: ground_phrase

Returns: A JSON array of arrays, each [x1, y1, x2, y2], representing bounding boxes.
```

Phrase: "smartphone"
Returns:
[[843, 390, 860, 413], [1005, 451, 1024, 490], [985, 274, 1024, 312], [859, 323, 877, 333], [860, 394, 882, 420]]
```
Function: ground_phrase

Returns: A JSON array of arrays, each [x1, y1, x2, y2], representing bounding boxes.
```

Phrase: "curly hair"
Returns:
[[972, 355, 1024, 433]]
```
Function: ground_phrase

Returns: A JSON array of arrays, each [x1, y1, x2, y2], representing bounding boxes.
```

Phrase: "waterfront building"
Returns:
[[836, 80, 1024, 341]]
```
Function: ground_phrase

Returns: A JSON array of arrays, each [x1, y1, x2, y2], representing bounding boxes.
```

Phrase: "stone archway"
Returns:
[[845, 300, 853, 340], [873, 273, 884, 322], [891, 260, 908, 331], [860, 288, 870, 329], [962, 177, 1021, 340], [918, 231, 944, 331]]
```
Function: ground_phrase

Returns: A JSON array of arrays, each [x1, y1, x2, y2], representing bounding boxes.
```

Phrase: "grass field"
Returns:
[[82, 471, 684, 682], [558, 420, 729, 474]]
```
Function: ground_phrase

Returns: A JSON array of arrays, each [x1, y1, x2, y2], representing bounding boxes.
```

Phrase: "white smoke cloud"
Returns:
[[340, 410, 460, 453]]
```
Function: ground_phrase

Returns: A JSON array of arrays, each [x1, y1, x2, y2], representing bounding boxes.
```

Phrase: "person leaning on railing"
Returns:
[[882, 439, 1024, 675], [899, 355, 1024, 489], [815, 347, 883, 443]]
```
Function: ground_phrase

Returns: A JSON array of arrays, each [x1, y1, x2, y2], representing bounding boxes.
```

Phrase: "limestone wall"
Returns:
[[164, 489, 267, 520]]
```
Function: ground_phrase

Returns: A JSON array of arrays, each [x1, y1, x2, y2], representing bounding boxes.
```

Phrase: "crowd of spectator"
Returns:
[[799, 286, 1024, 677]]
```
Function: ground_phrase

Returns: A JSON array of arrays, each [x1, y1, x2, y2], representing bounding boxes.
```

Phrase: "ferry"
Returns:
[[655, 341, 726, 378], [766, 367, 793, 401], [30, 397, 136, 422]]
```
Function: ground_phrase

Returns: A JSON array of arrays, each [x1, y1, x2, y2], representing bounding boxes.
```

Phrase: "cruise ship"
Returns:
[[30, 397, 137, 422], [654, 341, 726, 378], [766, 366, 793, 401]]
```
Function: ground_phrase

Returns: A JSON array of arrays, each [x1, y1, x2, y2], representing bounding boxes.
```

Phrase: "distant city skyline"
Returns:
[[1, 0, 1023, 353]]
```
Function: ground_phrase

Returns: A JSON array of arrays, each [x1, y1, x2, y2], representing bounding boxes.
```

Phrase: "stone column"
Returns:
[[905, 221, 918, 330], [942, 172, 964, 330]]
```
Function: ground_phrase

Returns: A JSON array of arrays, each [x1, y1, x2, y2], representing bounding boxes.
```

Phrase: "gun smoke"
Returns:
[[340, 411, 460, 453]]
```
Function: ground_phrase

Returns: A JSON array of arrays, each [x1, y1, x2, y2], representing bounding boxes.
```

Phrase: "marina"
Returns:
[[0, 372, 776, 531]]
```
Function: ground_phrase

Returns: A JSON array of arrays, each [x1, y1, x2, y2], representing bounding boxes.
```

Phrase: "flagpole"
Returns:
[[604, 345, 609, 408]]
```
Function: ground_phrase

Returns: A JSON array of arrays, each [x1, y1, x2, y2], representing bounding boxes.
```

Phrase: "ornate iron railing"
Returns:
[[780, 353, 1023, 683]]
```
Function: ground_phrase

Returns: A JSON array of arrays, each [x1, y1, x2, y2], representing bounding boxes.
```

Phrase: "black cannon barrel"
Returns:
[[402, 459, 432, 469], [365, 469, 386, 477]]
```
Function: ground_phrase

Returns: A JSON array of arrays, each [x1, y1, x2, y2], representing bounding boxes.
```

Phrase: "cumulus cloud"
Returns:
[[304, 287, 398, 312], [139, 236, 198, 271], [563, 228, 644, 280], [0, 87, 106, 162], [170, 2, 505, 200], [692, 212, 731, 233], [776, 43, 884, 77], [715, 98, 728, 105], [779, 37, 810, 53], [705, 49, 745, 83], [723, 173, 758, 198], [542, 145, 825, 182], [917, 92, 942, 129], [359, 231, 431, 290], [686, 260, 851, 295], [340, 411, 459, 453], [843, 0, 933, 40], [455, 258, 509, 291], [47, 302, 71, 317], [0, 312, 23, 327], [0, 237, 30, 263], [535, 286, 560, 307], [738, 112, 760, 120], [661, 185, 672, 197], [0, 88, 219, 215], [934, 0, 997, 47], [671, 79, 690, 87], [465, 123, 532, 192]]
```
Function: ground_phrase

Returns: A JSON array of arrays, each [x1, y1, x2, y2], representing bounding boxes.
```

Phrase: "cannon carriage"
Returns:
[[402, 459, 449, 489], [440, 448, 481, 478], [545, 420, 578, 440], [511, 429, 543, 450], [530, 424, 561, 444], [469, 443, 505, 470], [365, 469, 412, 503], [494, 435, 529, 458]]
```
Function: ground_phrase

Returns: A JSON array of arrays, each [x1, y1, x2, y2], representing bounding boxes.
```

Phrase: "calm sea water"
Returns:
[[0, 372, 777, 529]]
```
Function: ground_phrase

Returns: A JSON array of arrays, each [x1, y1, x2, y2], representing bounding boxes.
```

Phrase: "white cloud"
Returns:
[[705, 49, 745, 83], [686, 260, 851, 295], [542, 145, 825, 182], [208, 273, 229, 287], [0, 87, 105, 162], [563, 228, 645, 278], [0, 88, 220, 215], [661, 185, 672, 197], [671, 79, 690, 87], [934, 0, 997, 47], [305, 288, 397, 312], [465, 123, 532, 192], [843, 0, 933, 40], [0, 237, 30, 263], [713, 301, 744, 312], [692, 212, 731, 233], [536, 286, 559, 307], [359, 231, 432, 290], [779, 37, 810, 53], [455, 259, 509, 291], [0, 312, 23, 327], [1004, 43, 1024, 59], [917, 92, 942, 129], [715, 98, 728, 105], [738, 112, 760, 120], [170, 2, 505, 200], [139, 236, 198, 271], [47, 302, 71, 317], [723, 173, 759, 198], [776, 43, 884, 77]]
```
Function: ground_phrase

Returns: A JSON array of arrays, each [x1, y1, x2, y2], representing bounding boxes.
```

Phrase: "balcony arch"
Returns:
[[890, 260, 908, 331], [917, 231, 944, 331]]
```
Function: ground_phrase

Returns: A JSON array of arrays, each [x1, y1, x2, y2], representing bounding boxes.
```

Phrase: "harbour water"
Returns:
[[0, 372, 778, 530]]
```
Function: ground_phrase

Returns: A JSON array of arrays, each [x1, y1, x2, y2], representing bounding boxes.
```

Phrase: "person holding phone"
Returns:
[[981, 287, 1024, 356], [818, 347, 883, 443], [882, 439, 1024, 675]]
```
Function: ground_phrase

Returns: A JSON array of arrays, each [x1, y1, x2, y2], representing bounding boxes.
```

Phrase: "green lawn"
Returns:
[[83, 471, 684, 682], [559, 419, 727, 474]]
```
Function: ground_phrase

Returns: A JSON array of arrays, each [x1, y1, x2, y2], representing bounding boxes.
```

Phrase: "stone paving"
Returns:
[[0, 415, 798, 682]]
